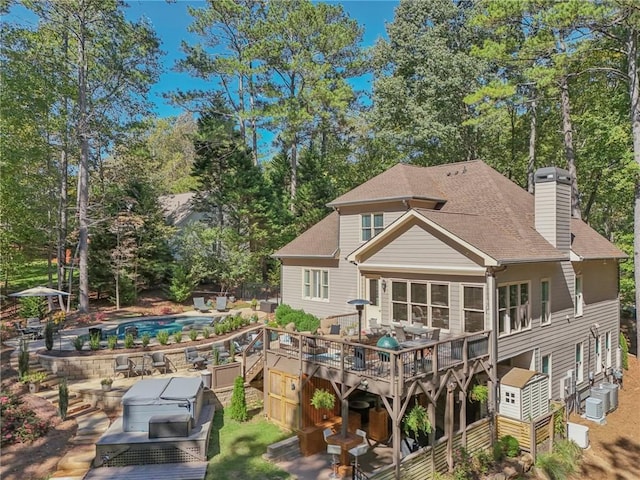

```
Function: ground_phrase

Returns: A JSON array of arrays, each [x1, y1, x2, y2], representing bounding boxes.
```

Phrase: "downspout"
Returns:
[[486, 266, 501, 444]]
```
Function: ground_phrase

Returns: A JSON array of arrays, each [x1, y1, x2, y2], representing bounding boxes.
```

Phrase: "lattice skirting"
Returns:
[[97, 441, 206, 467]]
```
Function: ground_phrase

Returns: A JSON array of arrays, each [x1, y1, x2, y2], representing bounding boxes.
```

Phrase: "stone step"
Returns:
[[67, 403, 93, 417], [57, 445, 96, 471], [75, 410, 111, 433], [70, 432, 103, 445], [265, 436, 301, 463]]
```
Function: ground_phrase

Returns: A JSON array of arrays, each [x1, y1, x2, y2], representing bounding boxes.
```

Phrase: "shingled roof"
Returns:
[[276, 160, 625, 262], [275, 211, 340, 258]]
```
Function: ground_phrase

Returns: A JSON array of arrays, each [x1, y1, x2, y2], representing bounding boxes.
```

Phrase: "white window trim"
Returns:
[[497, 281, 531, 337], [575, 342, 584, 384], [575, 275, 583, 317], [461, 284, 486, 333], [605, 331, 612, 368], [389, 280, 451, 330], [540, 278, 551, 326], [302, 269, 329, 302], [360, 213, 384, 242]]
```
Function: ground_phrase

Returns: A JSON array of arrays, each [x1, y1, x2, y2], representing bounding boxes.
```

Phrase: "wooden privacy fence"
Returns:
[[369, 418, 492, 480], [496, 404, 563, 459]]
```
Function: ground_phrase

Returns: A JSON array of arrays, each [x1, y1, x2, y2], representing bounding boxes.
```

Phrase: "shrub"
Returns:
[[18, 340, 30, 378], [19, 297, 46, 319], [275, 304, 320, 332], [124, 333, 135, 349], [44, 321, 54, 351], [472, 449, 492, 475], [620, 333, 629, 370], [214, 323, 224, 336], [212, 348, 220, 366], [156, 330, 169, 345], [167, 265, 195, 303], [202, 327, 211, 339], [535, 441, 582, 480], [229, 341, 236, 361], [140, 332, 150, 348], [73, 336, 85, 351], [173, 331, 182, 343], [452, 447, 473, 480], [58, 378, 69, 420], [1, 390, 51, 446], [89, 333, 101, 351], [229, 376, 248, 422], [189, 329, 199, 341], [494, 435, 520, 461], [107, 335, 118, 350]]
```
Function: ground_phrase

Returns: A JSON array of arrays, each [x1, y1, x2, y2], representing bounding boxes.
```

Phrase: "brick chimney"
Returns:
[[534, 167, 572, 253]]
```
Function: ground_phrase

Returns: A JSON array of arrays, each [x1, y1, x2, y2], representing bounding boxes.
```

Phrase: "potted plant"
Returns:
[[310, 388, 336, 419], [469, 384, 489, 403], [403, 404, 432, 450], [22, 371, 48, 393], [101, 378, 113, 391]]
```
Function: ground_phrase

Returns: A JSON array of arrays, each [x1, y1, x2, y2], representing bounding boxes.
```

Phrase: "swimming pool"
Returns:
[[100, 315, 215, 340]]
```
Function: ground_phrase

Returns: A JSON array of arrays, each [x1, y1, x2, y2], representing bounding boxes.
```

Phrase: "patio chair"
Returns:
[[215, 296, 228, 312], [394, 325, 407, 342], [369, 318, 387, 335], [193, 297, 211, 313], [428, 328, 440, 341], [185, 347, 207, 369], [151, 352, 168, 374], [114, 354, 135, 378]]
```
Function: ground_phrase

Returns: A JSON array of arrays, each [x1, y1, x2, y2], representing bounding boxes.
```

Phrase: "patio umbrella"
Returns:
[[9, 286, 69, 297]]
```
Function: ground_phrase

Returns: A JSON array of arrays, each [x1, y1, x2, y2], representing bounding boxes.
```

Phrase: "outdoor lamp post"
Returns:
[[347, 298, 370, 343]]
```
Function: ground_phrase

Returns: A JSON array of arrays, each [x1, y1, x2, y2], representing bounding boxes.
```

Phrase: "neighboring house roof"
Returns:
[[274, 211, 340, 258], [275, 160, 625, 263], [158, 192, 200, 227]]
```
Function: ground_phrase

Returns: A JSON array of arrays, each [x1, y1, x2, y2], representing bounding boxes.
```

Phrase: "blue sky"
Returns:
[[6, 0, 399, 117], [124, 0, 399, 117]]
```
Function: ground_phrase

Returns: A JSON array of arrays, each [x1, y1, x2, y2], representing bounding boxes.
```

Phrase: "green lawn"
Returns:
[[206, 409, 293, 480], [6, 260, 64, 292]]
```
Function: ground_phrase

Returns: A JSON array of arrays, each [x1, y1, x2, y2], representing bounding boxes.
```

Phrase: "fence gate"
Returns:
[[268, 369, 299, 430]]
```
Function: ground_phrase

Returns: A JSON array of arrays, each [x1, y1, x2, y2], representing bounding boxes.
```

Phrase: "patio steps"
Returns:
[[263, 435, 302, 463]]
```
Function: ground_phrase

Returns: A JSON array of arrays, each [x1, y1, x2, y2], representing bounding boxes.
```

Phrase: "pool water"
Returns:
[[102, 315, 214, 340]]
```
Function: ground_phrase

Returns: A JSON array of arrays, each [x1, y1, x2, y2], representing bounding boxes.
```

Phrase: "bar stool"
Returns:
[[349, 443, 369, 474], [327, 444, 342, 479]]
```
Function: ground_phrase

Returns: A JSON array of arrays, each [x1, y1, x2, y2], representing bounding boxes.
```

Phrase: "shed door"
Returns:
[[268, 370, 299, 430]]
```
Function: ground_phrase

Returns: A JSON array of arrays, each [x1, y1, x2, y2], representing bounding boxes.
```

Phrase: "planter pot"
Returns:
[[102, 384, 112, 392], [210, 362, 242, 389], [29, 382, 40, 394]]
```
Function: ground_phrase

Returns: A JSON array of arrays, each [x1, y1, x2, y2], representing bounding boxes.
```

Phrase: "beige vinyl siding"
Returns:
[[534, 181, 571, 252], [496, 261, 619, 401]]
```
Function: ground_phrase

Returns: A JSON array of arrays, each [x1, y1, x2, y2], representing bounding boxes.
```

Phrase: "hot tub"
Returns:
[[122, 377, 204, 432]]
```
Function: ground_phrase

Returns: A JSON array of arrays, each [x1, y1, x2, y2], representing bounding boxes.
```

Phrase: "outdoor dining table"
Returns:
[[403, 325, 433, 338]]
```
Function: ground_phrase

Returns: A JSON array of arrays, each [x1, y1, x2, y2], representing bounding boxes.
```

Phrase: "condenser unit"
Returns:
[[599, 383, 618, 411], [585, 397, 604, 422], [590, 387, 610, 414]]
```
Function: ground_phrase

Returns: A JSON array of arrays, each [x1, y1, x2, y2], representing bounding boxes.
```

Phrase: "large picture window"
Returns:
[[497, 282, 530, 336], [303, 269, 329, 300], [463, 285, 484, 333], [391, 280, 450, 329], [361, 213, 384, 241]]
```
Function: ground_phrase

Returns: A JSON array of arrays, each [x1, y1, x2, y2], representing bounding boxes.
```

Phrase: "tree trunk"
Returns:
[[249, 65, 258, 166], [559, 75, 581, 218], [528, 97, 537, 194], [57, 31, 69, 294], [77, 5, 90, 313], [628, 25, 640, 357]]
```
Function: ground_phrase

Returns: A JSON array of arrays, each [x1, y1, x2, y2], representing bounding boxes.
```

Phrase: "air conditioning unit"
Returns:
[[599, 383, 618, 411], [590, 387, 610, 414], [585, 397, 604, 421]]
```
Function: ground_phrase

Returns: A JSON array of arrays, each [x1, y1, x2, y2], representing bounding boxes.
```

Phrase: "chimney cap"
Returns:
[[534, 166, 571, 185]]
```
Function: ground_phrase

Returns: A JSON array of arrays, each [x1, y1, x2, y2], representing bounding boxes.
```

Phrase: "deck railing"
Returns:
[[265, 326, 491, 386]]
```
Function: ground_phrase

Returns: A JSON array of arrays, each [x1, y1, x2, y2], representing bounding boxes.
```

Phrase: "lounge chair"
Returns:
[[114, 355, 135, 378], [193, 297, 211, 313], [215, 296, 228, 312]]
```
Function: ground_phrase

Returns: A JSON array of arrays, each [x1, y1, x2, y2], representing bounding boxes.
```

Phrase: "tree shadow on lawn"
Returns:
[[581, 435, 640, 480]]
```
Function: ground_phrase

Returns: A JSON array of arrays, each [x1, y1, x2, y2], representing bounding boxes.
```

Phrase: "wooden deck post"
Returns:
[[446, 382, 454, 471]]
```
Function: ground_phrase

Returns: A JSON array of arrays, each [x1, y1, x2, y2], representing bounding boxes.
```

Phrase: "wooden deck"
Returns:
[[84, 462, 208, 480]]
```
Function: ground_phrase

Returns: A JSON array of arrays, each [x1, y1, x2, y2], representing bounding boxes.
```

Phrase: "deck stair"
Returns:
[[263, 435, 301, 463], [245, 354, 264, 383]]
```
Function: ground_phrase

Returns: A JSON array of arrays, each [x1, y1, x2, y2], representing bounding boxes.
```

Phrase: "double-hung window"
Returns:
[[303, 269, 329, 300], [541, 279, 551, 325], [390, 280, 450, 329], [463, 285, 485, 333], [497, 282, 530, 335], [574, 275, 583, 317], [361, 213, 384, 241]]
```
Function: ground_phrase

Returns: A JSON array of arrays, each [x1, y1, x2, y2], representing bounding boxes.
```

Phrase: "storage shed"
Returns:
[[498, 367, 549, 421], [122, 377, 204, 432]]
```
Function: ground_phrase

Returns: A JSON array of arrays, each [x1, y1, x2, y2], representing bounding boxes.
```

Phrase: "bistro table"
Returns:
[[327, 431, 362, 474]]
